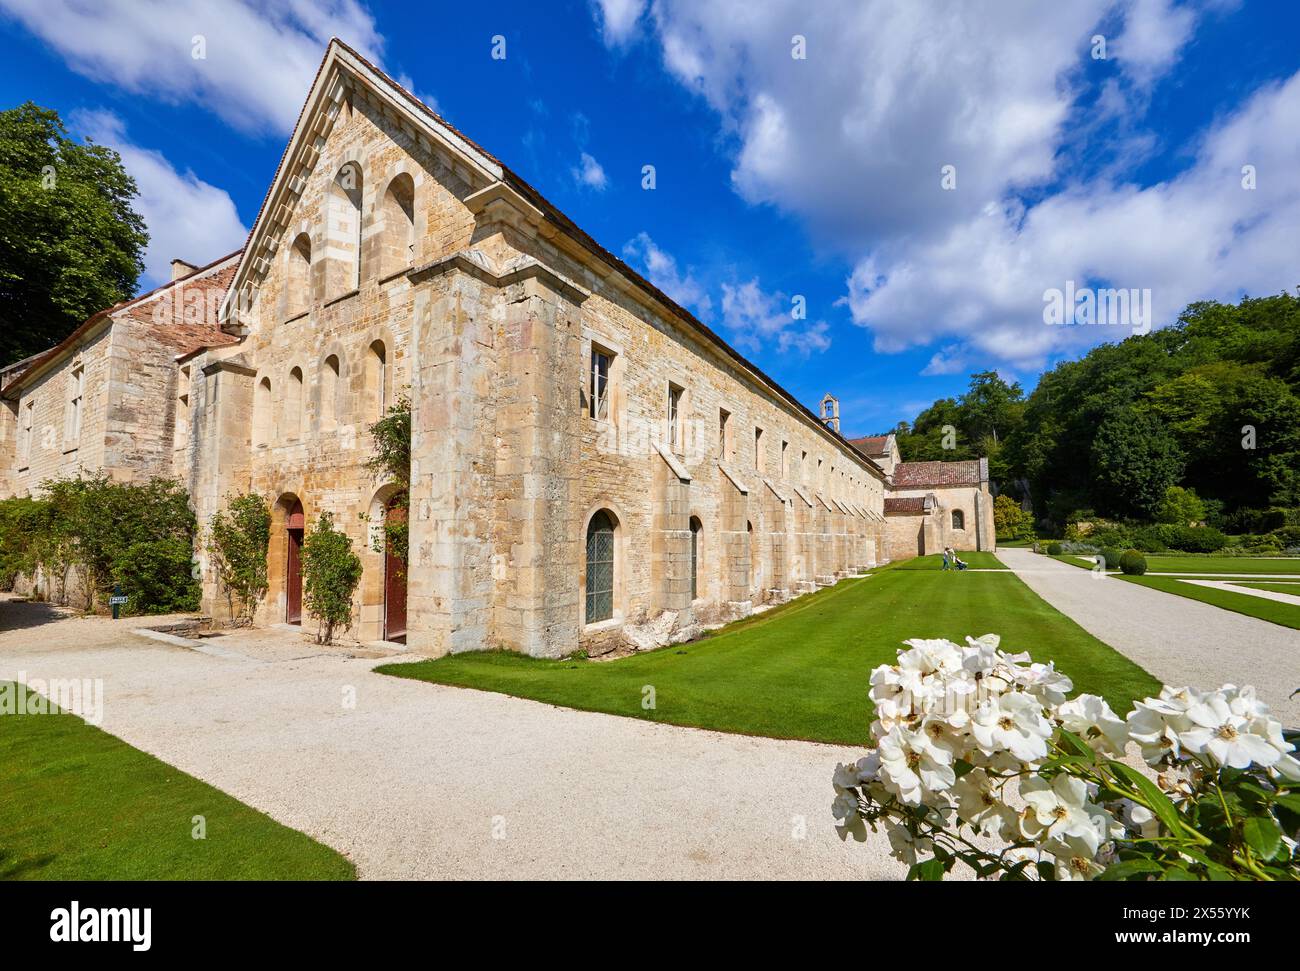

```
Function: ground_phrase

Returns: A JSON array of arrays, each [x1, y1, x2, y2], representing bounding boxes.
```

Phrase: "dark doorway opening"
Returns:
[[384, 495, 407, 643], [286, 499, 305, 625]]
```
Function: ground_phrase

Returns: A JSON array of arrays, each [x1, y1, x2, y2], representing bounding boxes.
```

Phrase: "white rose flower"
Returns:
[[1044, 833, 1105, 880], [1057, 693, 1130, 755], [1119, 798, 1159, 839], [877, 725, 956, 805], [1127, 698, 1194, 765], [1018, 661, 1074, 707], [886, 823, 933, 866], [950, 767, 1012, 837], [971, 691, 1053, 763], [1180, 693, 1282, 769], [1020, 775, 1107, 852]]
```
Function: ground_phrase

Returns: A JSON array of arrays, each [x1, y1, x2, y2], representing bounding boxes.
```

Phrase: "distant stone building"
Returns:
[[0, 255, 239, 499], [851, 431, 993, 559], [1, 40, 988, 655]]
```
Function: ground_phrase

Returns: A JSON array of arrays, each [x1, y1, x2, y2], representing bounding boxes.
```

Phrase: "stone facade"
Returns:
[[1, 40, 986, 657], [0, 256, 239, 497]]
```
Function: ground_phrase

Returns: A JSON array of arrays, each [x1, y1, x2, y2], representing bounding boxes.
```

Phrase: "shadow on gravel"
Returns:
[[0, 598, 74, 634]]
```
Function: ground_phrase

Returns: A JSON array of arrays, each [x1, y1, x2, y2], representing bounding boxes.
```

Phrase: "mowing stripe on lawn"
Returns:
[[378, 568, 1158, 746]]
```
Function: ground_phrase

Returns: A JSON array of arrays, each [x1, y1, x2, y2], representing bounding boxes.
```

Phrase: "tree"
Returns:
[[1090, 408, 1184, 519], [0, 103, 148, 366], [1154, 486, 1206, 526], [993, 494, 1034, 541], [301, 512, 363, 645], [208, 493, 271, 623]]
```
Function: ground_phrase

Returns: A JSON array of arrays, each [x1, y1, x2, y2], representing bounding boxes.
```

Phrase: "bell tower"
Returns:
[[819, 393, 840, 433]]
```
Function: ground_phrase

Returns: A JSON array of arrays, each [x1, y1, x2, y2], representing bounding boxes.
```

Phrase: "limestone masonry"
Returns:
[[1, 40, 990, 657]]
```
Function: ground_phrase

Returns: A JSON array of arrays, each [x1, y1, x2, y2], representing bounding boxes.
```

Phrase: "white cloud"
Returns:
[[623, 232, 713, 319], [0, 0, 387, 135], [590, 0, 648, 45], [721, 278, 831, 356], [572, 151, 609, 191], [71, 109, 248, 288], [844, 72, 1300, 369], [592, 1, 1297, 373]]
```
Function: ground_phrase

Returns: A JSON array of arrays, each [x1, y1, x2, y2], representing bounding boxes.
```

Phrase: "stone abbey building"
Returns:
[[1, 40, 990, 657]]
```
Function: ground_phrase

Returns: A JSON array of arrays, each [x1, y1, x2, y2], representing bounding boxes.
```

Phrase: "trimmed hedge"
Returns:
[[1119, 550, 1148, 575]]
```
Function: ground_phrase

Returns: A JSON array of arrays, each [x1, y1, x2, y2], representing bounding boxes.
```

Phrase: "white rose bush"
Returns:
[[832, 635, 1300, 881]]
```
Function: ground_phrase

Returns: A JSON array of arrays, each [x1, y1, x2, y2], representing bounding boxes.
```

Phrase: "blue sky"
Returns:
[[2, 0, 1297, 437]]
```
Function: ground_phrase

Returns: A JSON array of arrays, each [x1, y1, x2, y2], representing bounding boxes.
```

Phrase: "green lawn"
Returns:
[[1116, 576, 1300, 631], [379, 569, 1158, 746], [890, 551, 1006, 570], [1230, 581, 1300, 596], [0, 691, 356, 880], [1142, 555, 1300, 575], [1051, 554, 1110, 572]]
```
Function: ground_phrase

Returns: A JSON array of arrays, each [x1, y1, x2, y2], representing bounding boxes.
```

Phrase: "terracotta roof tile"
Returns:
[[892, 460, 984, 489], [884, 496, 928, 515], [849, 434, 891, 456]]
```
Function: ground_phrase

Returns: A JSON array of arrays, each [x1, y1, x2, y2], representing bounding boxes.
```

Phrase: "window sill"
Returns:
[[324, 288, 359, 308], [583, 616, 622, 633]]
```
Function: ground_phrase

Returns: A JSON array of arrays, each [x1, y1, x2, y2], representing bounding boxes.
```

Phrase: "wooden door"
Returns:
[[384, 496, 407, 642], [286, 500, 305, 625]]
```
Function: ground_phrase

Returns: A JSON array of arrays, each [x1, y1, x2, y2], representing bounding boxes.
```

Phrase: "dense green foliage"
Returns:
[[891, 293, 1300, 534], [367, 394, 410, 566], [300, 512, 363, 644], [0, 103, 148, 367], [994, 493, 1035, 541], [0, 474, 198, 614], [208, 493, 271, 622], [379, 562, 1158, 745], [0, 685, 355, 879]]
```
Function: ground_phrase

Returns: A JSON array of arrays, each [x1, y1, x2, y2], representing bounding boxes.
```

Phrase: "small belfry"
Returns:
[[819, 393, 840, 433]]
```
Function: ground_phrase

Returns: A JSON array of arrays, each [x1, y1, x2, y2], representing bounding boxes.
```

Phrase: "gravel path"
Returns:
[[0, 598, 901, 880], [998, 548, 1300, 724]]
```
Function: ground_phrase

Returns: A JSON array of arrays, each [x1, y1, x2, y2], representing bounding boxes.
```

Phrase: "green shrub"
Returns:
[[1119, 550, 1148, 575], [1165, 524, 1227, 553], [1129, 524, 1171, 553], [114, 538, 201, 615], [993, 494, 1035, 542], [1272, 525, 1300, 548], [1154, 485, 1206, 526], [1099, 547, 1124, 571], [1046, 541, 1063, 556], [208, 493, 271, 622], [301, 512, 363, 645], [0, 475, 197, 613]]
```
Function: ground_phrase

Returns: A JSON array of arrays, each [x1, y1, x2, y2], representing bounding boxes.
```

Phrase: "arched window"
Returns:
[[321, 354, 340, 429], [585, 510, 616, 623], [368, 340, 390, 418], [286, 367, 304, 439], [378, 173, 415, 278], [327, 162, 363, 296], [286, 233, 312, 317], [254, 377, 272, 447], [952, 509, 965, 530], [689, 516, 702, 601]]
